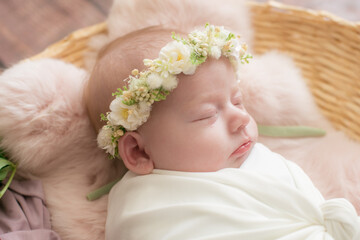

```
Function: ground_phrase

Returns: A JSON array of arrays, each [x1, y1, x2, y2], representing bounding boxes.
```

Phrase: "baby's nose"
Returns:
[[229, 107, 250, 133]]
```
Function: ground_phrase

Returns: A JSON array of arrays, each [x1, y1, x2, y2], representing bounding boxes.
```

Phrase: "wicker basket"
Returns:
[[31, 1, 360, 143]]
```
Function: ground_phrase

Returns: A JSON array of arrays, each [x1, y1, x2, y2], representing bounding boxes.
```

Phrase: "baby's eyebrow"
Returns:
[[189, 92, 223, 106], [180, 93, 220, 114], [185, 86, 242, 109], [182, 82, 242, 110]]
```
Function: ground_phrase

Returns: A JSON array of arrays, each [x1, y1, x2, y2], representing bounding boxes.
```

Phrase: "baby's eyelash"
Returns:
[[194, 112, 218, 122], [232, 92, 244, 106], [198, 115, 215, 121], [232, 97, 243, 106]]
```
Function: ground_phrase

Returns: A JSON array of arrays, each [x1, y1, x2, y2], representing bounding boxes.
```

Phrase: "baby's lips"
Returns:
[[231, 140, 252, 156]]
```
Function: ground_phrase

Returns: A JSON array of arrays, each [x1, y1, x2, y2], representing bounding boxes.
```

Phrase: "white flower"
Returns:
[[108, 97, 137, 130], [138, 101, 151, 113], [159, 41, 195, 75], [229, 39, 241, 55], [126, 101, 151, 129], [104, 143, 117, 157], [97, 126, 113, 148], [182, 64, 196, 75], [97, 126, 116, 156], [128, 76, 145, 90], [146, 72, 163, 89], [218, 27, 231, 40], [108, 97, 151, 131], [210, 46, 222, 59], [190, 30, 208, 43], [162, 74, 178, 91], [143, 59, 153, 67]]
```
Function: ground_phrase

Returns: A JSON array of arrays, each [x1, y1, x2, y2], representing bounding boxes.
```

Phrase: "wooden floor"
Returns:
[[0, 0, 112, 70], [0, 0, 358, 71]]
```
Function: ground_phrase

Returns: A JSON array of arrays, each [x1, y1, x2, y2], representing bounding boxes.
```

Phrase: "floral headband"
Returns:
[[97, 24, 252, 158]]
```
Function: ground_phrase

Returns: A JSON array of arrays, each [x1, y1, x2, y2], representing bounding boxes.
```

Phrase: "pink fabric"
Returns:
[[0, 58, 117, 240], [0, 179, 61, 240]]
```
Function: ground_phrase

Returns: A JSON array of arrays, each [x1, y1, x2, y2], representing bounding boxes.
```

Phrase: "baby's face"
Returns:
[[138, 57, 258, 172]]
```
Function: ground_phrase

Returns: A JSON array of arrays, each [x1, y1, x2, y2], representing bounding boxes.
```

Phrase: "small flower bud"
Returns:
[[242, 43, 248, 51], [116, 129, 124, 137], [131, 69, 139, 76], [239, 49, 245, 57], [223, 42, 231, 52]]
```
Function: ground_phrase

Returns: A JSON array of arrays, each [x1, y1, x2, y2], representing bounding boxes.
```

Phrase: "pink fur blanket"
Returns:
[[0, 59, 123, 240], [0, 1, 359, 240], [0, 53, 359, 240]]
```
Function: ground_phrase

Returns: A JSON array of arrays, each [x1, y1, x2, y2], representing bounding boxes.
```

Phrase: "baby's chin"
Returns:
[[227, 141, 255, 169]]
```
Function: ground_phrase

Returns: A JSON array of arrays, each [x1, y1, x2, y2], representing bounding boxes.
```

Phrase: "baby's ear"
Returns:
[[118, 132, 153, 175]]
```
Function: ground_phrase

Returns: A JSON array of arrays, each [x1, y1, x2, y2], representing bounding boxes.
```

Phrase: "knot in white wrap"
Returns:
[[321, 199, 360, 240]]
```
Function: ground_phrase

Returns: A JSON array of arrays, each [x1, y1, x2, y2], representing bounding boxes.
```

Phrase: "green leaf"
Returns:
[[87, 178, 121, 201], [0, 158, 13, 170], [0, 165, 10, 180], [190, 52, 206, 65], [122, 99, 136, 106], [0, 158, 15, 181], [0, 158, 16, 199], [0, 148, 6, 159], [171, 32, 178, 41], [100, 113, 108, 122], [226, 32, 235, 41]]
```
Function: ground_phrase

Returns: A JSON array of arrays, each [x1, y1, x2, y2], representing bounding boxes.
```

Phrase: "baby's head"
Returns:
[[85, 25, 258, 175]]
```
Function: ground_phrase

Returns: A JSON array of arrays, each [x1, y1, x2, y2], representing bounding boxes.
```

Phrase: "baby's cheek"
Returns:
[[174, 124, 223, 155], [196, 136, 225, 157], [247, 117, 259, 140]]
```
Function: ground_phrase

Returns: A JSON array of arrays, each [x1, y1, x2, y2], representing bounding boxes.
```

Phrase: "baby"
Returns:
[[85, 25, 360, 240]]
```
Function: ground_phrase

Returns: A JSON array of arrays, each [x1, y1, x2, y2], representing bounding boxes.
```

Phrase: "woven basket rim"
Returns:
[[29, 1, 359, 63], [23, 0, 360, 143], [248, 1, 360, 26]]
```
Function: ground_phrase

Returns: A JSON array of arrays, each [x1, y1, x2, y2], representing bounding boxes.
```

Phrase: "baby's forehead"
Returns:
[[160, 59, 240, 108]]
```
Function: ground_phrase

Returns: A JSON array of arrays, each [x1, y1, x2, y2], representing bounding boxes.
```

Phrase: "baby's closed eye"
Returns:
[[232, 92, 244, 107], [192, 109, 218, 122]]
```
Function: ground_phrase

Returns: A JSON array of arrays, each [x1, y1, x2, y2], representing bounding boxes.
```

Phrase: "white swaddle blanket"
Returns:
[[106, 144, 360, 240]]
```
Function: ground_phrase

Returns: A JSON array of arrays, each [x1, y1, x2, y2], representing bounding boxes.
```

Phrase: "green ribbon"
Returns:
[[86, 178, 120, 201], [87, 124, 326, 201], [258, 124, 326, 138], [0, 157, 16, 199]]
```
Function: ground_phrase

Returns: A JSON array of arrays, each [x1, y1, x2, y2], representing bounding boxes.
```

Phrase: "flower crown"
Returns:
[[97, 24, 252, 158]]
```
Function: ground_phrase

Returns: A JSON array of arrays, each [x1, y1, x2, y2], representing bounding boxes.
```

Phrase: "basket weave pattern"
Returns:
[[250, 1, 360, 142], [31, 1, 360, 142]]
